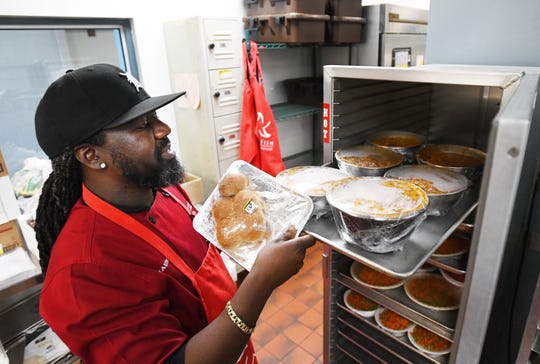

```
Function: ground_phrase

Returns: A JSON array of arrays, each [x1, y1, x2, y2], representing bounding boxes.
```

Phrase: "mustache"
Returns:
[[156, 137, 171, 156]]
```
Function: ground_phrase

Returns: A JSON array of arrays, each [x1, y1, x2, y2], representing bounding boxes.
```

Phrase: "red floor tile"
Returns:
[[265, 309, 295, 331], [301, 331, 324, 358], [264, 334, 297, 360], [298, 308, 322, 330], [283, 322, 313, 344], [253, 321, 279, 347], [281, 345, 315, 364], [252, 241, 324, 363]]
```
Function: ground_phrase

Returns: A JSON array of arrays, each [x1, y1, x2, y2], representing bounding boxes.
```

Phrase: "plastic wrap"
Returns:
[[384, 164, 469, 216], [276, 166, 349, 219], [326, 177, 428, 253], [193, 160, 313, 271]]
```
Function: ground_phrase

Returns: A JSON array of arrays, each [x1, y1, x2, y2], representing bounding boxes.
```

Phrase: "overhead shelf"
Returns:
[[271, 102, 321, 120], [257, 43, 288, 49]]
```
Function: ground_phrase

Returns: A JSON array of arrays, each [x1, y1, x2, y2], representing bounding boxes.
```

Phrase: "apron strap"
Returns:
[[82, 184, 196, 283]]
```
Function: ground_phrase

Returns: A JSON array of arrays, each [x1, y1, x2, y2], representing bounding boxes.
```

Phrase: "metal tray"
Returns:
[[337, 310, 448, 363], [428, 254, 468, 274], [304, 187, 478, 278], [339, 274, 457, 339]]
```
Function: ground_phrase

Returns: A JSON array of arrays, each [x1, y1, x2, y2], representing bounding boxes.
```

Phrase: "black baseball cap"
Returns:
[[35, 63, 185, 158]]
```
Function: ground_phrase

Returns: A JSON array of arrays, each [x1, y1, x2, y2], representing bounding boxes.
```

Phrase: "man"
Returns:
[[34, 64, 315, 363]]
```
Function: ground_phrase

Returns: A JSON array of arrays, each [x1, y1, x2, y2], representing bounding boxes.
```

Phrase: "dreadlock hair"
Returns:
[[34, 132, 105, 276]]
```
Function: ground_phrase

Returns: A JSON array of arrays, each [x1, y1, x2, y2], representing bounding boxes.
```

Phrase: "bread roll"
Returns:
[[211, 196, 234, 220], [233, 189, 265, 214], [212, 176, 268, 248], [238, 211, 267, 243], [218, 173, 249, 197], [215, 217, 244, 248]]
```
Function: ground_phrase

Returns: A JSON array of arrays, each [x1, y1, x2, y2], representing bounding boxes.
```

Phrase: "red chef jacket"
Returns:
[[40, 186, 218, 363]]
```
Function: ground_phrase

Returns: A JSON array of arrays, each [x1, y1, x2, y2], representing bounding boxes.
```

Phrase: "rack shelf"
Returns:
[[257, 42, 288, 49], [271, 102, 321, 120]]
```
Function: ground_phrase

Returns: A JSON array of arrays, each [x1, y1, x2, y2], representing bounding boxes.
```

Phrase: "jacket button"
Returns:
[[149, 215, 156, 224]]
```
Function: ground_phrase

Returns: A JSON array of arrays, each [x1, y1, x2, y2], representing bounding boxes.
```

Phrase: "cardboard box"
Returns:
[[0, 148, 7, 177], [181, 172, 204, 205], [0, 148, 20, 224], [0, 219, 24, 255]]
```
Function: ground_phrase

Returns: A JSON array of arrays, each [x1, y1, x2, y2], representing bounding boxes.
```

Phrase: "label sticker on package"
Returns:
[[243, 200, 258, 214]]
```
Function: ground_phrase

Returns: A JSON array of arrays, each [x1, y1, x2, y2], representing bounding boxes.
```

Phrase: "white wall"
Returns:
[[426, 0, 540, 66], [1, 0, 246, 159]]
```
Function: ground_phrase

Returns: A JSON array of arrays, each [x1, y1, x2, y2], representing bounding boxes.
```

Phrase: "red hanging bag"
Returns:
[[240, 41, 285, 176]]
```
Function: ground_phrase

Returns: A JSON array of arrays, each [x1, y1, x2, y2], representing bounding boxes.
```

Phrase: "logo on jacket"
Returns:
[[256, 111, 276, 152], [159, 258, 169, 273], [256, 112, 272, 138]]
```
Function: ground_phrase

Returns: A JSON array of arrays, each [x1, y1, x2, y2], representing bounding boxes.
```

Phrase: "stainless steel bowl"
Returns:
[[384, 165, 469, 216], [326, 177, 428, 253], [416, 144, 486, 181], [335, 145, 404, 177], [367, 130, 426, 164], [276, 166, 349, 219]]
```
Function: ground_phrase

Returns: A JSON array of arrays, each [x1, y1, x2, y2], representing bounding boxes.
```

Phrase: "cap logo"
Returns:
[[119, 71, 143, 92]]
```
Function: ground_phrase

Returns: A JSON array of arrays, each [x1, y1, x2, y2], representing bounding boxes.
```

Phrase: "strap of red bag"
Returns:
[[251, 41, 263, 85]]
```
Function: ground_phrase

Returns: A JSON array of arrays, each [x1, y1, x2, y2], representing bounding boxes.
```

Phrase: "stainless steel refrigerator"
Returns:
[[352, 4, 428, 68], [305, 64, 540, 363]]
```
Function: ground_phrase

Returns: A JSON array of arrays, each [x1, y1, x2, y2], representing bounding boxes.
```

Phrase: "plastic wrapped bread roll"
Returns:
[[212, 173, 267, 248], [193, 160, 314, 271]]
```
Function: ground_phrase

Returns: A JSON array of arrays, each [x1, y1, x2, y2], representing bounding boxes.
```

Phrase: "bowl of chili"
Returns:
[[432, 233, 470, 257], [440, 269, 466, 287], [350, 261, 404, 290], [404, 273, 462, 311], [417, 262, 437, 273], [276, 166, 349, 219], [408, 325, 452, 357], [374, 307, 414, 336], [367, 130, 426, 164], [343, 289, 379, 317], [326, 177, 428, 253], [335, 145, 404, 177], [384, 164, 469, 216], [416, 144, 486, 182]]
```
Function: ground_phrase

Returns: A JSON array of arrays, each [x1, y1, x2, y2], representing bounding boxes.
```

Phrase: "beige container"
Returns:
[[244, 0, 327, 16], [181, 172, 204, 205], [0, 220, 25, 255], [247, 13, 329, 44]]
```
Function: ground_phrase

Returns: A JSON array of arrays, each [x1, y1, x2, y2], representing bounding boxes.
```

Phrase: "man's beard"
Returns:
[[110, 141, 185, 188]]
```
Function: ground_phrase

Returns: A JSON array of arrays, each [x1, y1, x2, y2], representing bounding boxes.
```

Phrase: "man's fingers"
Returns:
[[273, 226, 297, 242], [296, 234, 316, 249]]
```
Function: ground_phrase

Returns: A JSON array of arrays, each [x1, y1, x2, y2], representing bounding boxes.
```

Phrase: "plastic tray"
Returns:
[[193, 160, 313, 271]]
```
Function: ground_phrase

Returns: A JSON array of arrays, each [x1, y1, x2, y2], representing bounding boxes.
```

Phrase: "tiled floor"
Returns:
[[251, 241, 324, 364]]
